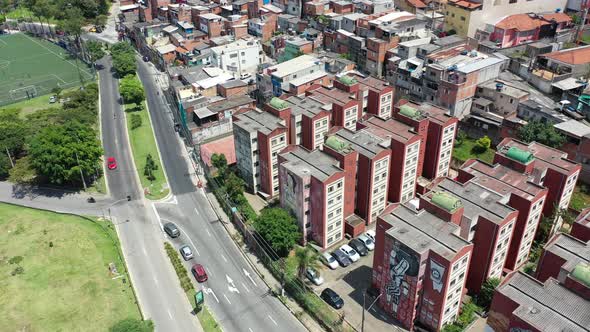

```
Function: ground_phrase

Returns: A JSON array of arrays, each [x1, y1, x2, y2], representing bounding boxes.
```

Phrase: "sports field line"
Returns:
[[0, 38, 7, 46], [21, 33, 93, 78]]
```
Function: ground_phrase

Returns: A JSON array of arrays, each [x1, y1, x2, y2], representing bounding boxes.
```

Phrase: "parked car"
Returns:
[[49, 95, 57, 103], [331, 250, 352, 267], [164, 222, 180, 238], [305, 267, 324, 286], [180, 245, 194, 260], [357, 234, 375, 251], [106, 157, 117, 170], [191, 264, 208, 282], [339, 244, 360, 262], [320, 288, 344, 309], [365, 230, 376, 242], [321, 252, 339, 269], [349, 239, 368, 256]]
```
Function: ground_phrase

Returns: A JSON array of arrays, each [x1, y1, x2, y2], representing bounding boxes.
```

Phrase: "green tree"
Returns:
[[144, 153, 158, 181], [517, 120, 565, 148], [130, 113, 142, 129], [120, 75, 145, 107], [254, 208, 301, 257], [294, 246, 321, 280], [109, 318, 154, 332], [51, 86, 63, 99], [111, 41, 135, 55], [211, 153, 228, 176], [8, 155, 36, 184], [86, 40, 106, 62], [476, 277, 500, 309], [28, 122, 103, 185], [0, 153, 10, 179], [112, 51, 137, 77], [225, 172, 245, 200], [0, 118, 28, 156], [473, 135, 491, 153]]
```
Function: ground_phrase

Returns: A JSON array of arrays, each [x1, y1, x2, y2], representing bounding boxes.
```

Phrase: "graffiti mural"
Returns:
[[430, 259, 446, 293], [385, 241, 419, 310]]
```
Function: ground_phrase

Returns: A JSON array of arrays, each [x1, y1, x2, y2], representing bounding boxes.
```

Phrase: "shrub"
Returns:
[[11, 266, 24, 276], [130, 114, 142, 129], [8, 256, 23, 265], [473, 135, 491, 154], [109, 318, 154, 332]]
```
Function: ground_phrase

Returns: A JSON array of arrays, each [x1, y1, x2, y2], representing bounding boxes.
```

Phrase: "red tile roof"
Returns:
[[543, 45, 590, 65], [448, 0, 482, 9], [495, 13, 571, 32], [407, 0, 427, 9]]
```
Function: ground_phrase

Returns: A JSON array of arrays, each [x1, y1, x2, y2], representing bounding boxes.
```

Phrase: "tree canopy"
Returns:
[[211, 153, 228, 176], [254, 208, 301, 257], [86, 40, 106, 62], [518, 120, 565, 148], [111, 43, 137, 77], [120, 75, 145, 106], [476, 277, 500, 309]]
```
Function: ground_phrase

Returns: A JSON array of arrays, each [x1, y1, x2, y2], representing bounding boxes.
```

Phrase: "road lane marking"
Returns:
[[241, 282, 250, 293], [205, 288, 219, 303], [168, 310, 173, 319], [194, 208, 200, 216], [268, 315, 278, 326], [243, 268, 258, 287], [249, 328, 253, 332], [221, 254, 228, 262], [153, 276, 159, 285], [142, 247, 148, 256], [151, 204, 164, 232], [223, 294, 232, 305], [206, 229, 212, 237], [174, 224, 200, 256]]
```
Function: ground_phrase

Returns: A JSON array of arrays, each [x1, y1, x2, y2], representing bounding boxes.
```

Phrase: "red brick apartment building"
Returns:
[[372, 202, 473, 331], [572, 208, 590, 242], [307, 79, 362, 131]]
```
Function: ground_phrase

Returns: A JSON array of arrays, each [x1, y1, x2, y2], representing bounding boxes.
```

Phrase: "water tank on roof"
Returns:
[[496, 83, 504, 91], [431, 192, 462, 213], [506, 147, 535, 164], [460, 50, 468, 55]]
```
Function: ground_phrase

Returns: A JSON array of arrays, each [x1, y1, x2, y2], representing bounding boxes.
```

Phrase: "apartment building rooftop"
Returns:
[[496, 272, 590, 332], [544, 233, 590, 274], [479, 80, 529, 99], [360, 116, 418, 145], [368, 10, 414, 25], [199, 13, 223, 20], [381, 204, 471, 260], [426, 178, 515, 225], [280, 146, 342, 181], [461, 160, 545, 201], [497, 138, 579, 174], [457, 57, 503, 74], [398, 100, 453, 125], [210, 38, 259, 54], [541, 45, 590, 66], [234, 109, 285, 134], [328, 128, 388, 159], [309, 86, 358, 107], [268, 54, 320, 78], [283, 95, 330, 117]]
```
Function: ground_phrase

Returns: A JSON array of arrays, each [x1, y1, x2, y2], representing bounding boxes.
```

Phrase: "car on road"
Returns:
[[305, 267, 324, 286], [339, 244, 360, 262], [320, 288, 344, 309], [357, 234, 375, 251], [365, 229, 376, 242], [331, 250, 351, 267], [180, 245, 194, 260], [191, 264, 208, 282], [107, 157, 117, 170], [321, 252, 339, 269], [164, 222, 180, 238], [349, 239, 368, 256]]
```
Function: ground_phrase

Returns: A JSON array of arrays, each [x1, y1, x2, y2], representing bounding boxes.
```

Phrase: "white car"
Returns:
[[365, 230, 376, 242], [357, 234, 375, 251], [321, 252, 339, 269], [305, 268, 324, 286], [339, 244, 360, 262]]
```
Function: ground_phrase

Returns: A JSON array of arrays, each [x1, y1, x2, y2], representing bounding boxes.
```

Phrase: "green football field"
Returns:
[[0, 33, 94, 106]]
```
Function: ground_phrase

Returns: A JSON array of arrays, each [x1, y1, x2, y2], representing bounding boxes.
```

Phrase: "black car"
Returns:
[[331, 250, 352, 267], [349, 239, 368, 256], [321, 288, 344, 309], [164, 222, 180, 238]]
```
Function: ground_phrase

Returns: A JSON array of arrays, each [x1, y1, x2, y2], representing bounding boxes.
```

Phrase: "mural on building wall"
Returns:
[[385, 241, 419, 308], [430, 259, 446, 293]]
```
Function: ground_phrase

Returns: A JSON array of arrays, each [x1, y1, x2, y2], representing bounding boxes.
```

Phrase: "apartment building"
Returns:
[[278, 146, 348, 248], [393, 100, 458, 179], [356, 75, 394, 119], [257, 54, 324, 98], [198, 13, 225, 38], [324, 128, 391, 224], [458, 160, 548, 272], [233, 109, 288, 198], [210, 38, 264, 77], [572, 208, 590, 242], [372, 203, 473, 331], [358, 116, 423, 203], [420, 179, 518, 293], [307, 77, 362, 131], [495, 138, 581, 233]]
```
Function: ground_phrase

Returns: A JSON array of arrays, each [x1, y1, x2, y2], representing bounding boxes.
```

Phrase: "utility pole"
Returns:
[[5, 147, 14, 168], [75, 151, 87, 191], [361, 289, 383, 332]]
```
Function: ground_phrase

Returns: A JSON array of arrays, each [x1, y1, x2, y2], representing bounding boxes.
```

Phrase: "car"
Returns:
[[191, 264, 208, 282], [305, 267, 324, 286], [349, 239, 368, 256], [365, 229, 376, 242], [164, 222, 180, 238], [339, 244, 360, 262], [143, 55, 149, 62], [321, 252, 339, 269], [240, 72, 252, 80], [180, 245, 194, 260], [320, 288, 344, 309], [331, 250, 351, 267], [49, 95, 57, 103], [107, 157, 117, 170], [357, 234, 375, 251]]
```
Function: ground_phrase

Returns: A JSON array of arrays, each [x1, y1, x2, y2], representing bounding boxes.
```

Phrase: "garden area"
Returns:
[[452, 133, 495, 164], [0, 203, 144, 331]]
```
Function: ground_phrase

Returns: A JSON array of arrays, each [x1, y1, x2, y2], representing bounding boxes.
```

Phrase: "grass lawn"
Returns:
[[453, 137, 495, 164], [125, 102, 169, 200], [0, 203, 141, 331], [0, 87, 80, 118], [186, 290, 222, 332], [570, 186, 590, 212]]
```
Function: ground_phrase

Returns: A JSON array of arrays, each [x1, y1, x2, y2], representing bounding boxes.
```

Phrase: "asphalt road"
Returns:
[[98, 57, 201, 332], [137, 59, 307, 332]]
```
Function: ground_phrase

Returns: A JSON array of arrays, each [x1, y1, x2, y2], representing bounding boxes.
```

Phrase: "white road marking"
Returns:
[[243, 268, 258, 287], [111, 275, 125, 280], [241, 282, 250, 293], [205, 288, 219, 303], [194, 208, 200, 216], [173, 224, 200, 256], [248, 328, 253, 332], [223, 294, 232, 304], [221, 254, 228, 262], [168, 310, 173, 319], [142, 247, 148, 256], [153, 276, 159, 285], [206, 229, 212, 237], [268, 315, 278, 326], [151, 204, 164, 232]]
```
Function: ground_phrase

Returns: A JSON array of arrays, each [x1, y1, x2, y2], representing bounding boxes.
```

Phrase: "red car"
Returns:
[[107, 157, 117, 170], [191, 264, 208, 282]]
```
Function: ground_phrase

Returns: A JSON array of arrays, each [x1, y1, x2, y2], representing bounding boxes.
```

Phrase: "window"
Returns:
[[509, 0, 517, 3], [460, 16, 466, 21]]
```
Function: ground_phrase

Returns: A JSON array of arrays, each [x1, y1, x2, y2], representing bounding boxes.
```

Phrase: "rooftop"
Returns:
[[283, 95, 330, 117], [497, 138, 580, 175], [447, 0, 481, 10], [329, 128, 389, 159], [554, 120, 590, 139], [381, 204, 471, 260], [497, 272, 590, 331], [268, 54, 320, 78], [457, 57, 503, 74], [398, 100, 453, 125], [234, 109, 286, 135], [479, 80, 529, 99], [360, 116, 418, 145], [288, 71, 327, 87], [199, 13, 223, 20], [495, 13, 571, 32], [210, 38, 260, 55], [544, 233, 590, 275], [542, 45, 590, 65], [280, 146, 343, 182], [208, 94, 253, 113]]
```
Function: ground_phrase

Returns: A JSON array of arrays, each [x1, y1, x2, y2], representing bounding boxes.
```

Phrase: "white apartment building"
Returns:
[[441, 252, 470, 327], [488, 219, 515, 279], [325, 178, 345, 247], [436, 123, 456, 178], [401, 141, 420, 202], [210, 38, 264, 77]]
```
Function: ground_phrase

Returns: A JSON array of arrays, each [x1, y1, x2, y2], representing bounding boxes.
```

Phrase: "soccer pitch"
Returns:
[[0, 33, 94, 106]]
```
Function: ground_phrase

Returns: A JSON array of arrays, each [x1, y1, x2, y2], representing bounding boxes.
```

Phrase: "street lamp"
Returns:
[[361, 289, 383, 332]]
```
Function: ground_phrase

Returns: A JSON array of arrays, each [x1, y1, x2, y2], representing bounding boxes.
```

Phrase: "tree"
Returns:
[[211, 153, 228, 176], [130, 113, 142, 129], [517, 120, 565, 148], [254, 208, 301, 257], [0, 153, 10, 179], [144, 154, 158, 181], [51, 86, 63, 99], [28, 122, 103, 185], [111, 41, 135, 55], [225, 172, 245, 200], [112, 51, 137, 77], [473, 135, 491, 153], [294, 246, 321, 280], [8, 156, 36, 183], [120, 75, 145, 107], [0, 118, 28, 156], [109, 318, 154, 332], [476, 277, 500, 309], [86, 40, 106, 62]]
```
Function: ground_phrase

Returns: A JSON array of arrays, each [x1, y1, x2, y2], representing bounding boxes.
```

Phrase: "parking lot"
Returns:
[[309, 240, 408, 332]]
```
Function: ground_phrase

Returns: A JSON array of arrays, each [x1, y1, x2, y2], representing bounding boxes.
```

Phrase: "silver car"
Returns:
[[180, 245, 193, 260], [305, 268, 324, 286]]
